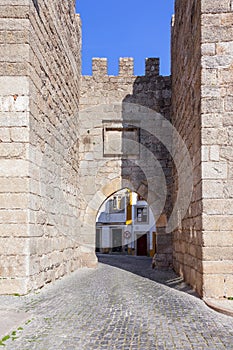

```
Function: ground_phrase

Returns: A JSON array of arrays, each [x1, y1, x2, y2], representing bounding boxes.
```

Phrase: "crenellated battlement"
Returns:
[[88, 57, 160, 77], [119, 57, 134, 76]]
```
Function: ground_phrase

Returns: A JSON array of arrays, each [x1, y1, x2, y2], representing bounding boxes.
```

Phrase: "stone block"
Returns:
[[224, 96, 233, 111], [0, 96, 29, 112], [228, 163, 233, 179], [203, 274, 225, 298], [201, 145, 209, 161], [92, 58, 107, 77], [145, 58, 160, 77], [28, 255, 41, 276], [182, 265, 191, 283], [119, 57, 134, 76], [203, 231, 233, 247], [225, 275, 233, 297], [78, 250, 98, 268], [0, 18, 29, 31], [0, 159, 28, 177], [0, 209, 28, 224], [220, 13, 233, 25], [0, 177, 29, 193], [0, 62, 29, 76], [202, 162, 227, 179], [10, 127, 29, 142], [189, 244, 198, 257], [201, 98, 223, 113], [224, 181, 233, 199], [216, 41, 233, 55], [5, 29, 30, 44], [201, 68, 218, 85], [209, 145, 219, 161], [0, 278, 28, 295], [202, 246, 233, 261], [0, 193, 28, 209], [202, 24, 233, 43], [203, 261, 233, 274], [0, 1, 29, 5], [0, 112, 29, 127], [203, 215, 233, 230], [220, 68, 233, 84], [201, 86, 220, 98], [0, 237, 28, 255], [202, 55, 233, 69], [0, 223, 28, 237], [201, 43, 216, 55], [202, 180, 224, 199], [203, 198, 233, 214], [201, 0, 230, 13], [202, 128, 220, 145], [0, 254, 28, 277], [0, 76, 29, 95], [0, 143, 26, 158], [0, 128, 11, 142], [0, 5, 29, 19]]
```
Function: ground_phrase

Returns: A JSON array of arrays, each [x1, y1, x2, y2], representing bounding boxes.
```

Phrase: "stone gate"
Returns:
[[0, 0, 232, 298], [79, 58, 173, 269]]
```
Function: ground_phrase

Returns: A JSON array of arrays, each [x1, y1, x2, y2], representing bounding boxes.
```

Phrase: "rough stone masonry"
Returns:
[[0, 0, 232, 299]]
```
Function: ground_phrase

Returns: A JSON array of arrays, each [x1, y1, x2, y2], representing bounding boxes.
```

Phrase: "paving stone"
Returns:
[[0, 256, 232, 349]]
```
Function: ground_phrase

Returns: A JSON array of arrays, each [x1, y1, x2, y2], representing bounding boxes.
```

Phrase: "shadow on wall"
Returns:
[[117, 58, 174, 268], [121, 58, 173, 226], [32, 0, 40, 14]]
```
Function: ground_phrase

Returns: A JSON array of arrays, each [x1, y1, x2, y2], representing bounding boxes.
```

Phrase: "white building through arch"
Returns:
[[96, 189, 156, 257]]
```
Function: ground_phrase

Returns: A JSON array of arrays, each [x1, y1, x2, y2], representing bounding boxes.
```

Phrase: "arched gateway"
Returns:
[[77, 98, 192, 272], [0, 0, 232, 299]]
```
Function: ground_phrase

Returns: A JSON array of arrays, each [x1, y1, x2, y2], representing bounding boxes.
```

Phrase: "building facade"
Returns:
[[96, 189, 156, 257]]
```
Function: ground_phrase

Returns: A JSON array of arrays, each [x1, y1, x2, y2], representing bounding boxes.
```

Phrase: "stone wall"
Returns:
[[0, 0, 92, 295], [171, 0, 203, 295], [172, 0, 233, 298], [201, 0, 233, 298], [80, 58, 173, 267], [1, 0, 232, 299], [0, 0, 31, 294]]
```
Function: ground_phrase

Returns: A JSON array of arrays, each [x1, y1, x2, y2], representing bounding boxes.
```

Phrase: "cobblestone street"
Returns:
[[1, 255, 233, 350]]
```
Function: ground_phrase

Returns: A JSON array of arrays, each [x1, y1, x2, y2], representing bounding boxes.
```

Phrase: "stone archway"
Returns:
[[95, 186, 171, 266], [77, 102, 192, 269], [79, 178, 171, 268]]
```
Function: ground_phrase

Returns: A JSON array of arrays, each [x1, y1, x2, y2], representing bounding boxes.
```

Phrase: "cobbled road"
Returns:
[[1, 255, 233, 350]]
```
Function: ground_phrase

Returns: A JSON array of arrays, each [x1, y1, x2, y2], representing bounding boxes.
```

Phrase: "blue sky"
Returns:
[[76, 0, 174, 76]]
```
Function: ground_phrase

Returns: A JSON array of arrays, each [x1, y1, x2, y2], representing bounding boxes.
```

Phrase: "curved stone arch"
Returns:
[[79, 102, 193, 233], [79, 153, 167, 242], [77, 101, 193, 268], [80, 176, 150, 239], [79, 178, 169, 264]]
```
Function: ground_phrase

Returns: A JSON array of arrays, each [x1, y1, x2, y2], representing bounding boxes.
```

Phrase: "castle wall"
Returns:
[[0, 0, 31, 294], [80, 58, 173, 268], [172, 0, 233, 298], [0, 0, 89, 294], [201, 0, 233, 298], [0, 0, 232, 299], [171, 0, 203, 295]]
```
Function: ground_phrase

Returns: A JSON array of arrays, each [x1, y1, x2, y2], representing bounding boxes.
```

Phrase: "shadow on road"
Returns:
[[97, 254, 200, 298]]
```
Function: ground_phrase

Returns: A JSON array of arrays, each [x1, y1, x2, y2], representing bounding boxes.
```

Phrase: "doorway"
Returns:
[[137, 234, 148, 256], [112, 228, 123, 253], [96, 228, 101, 253]]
